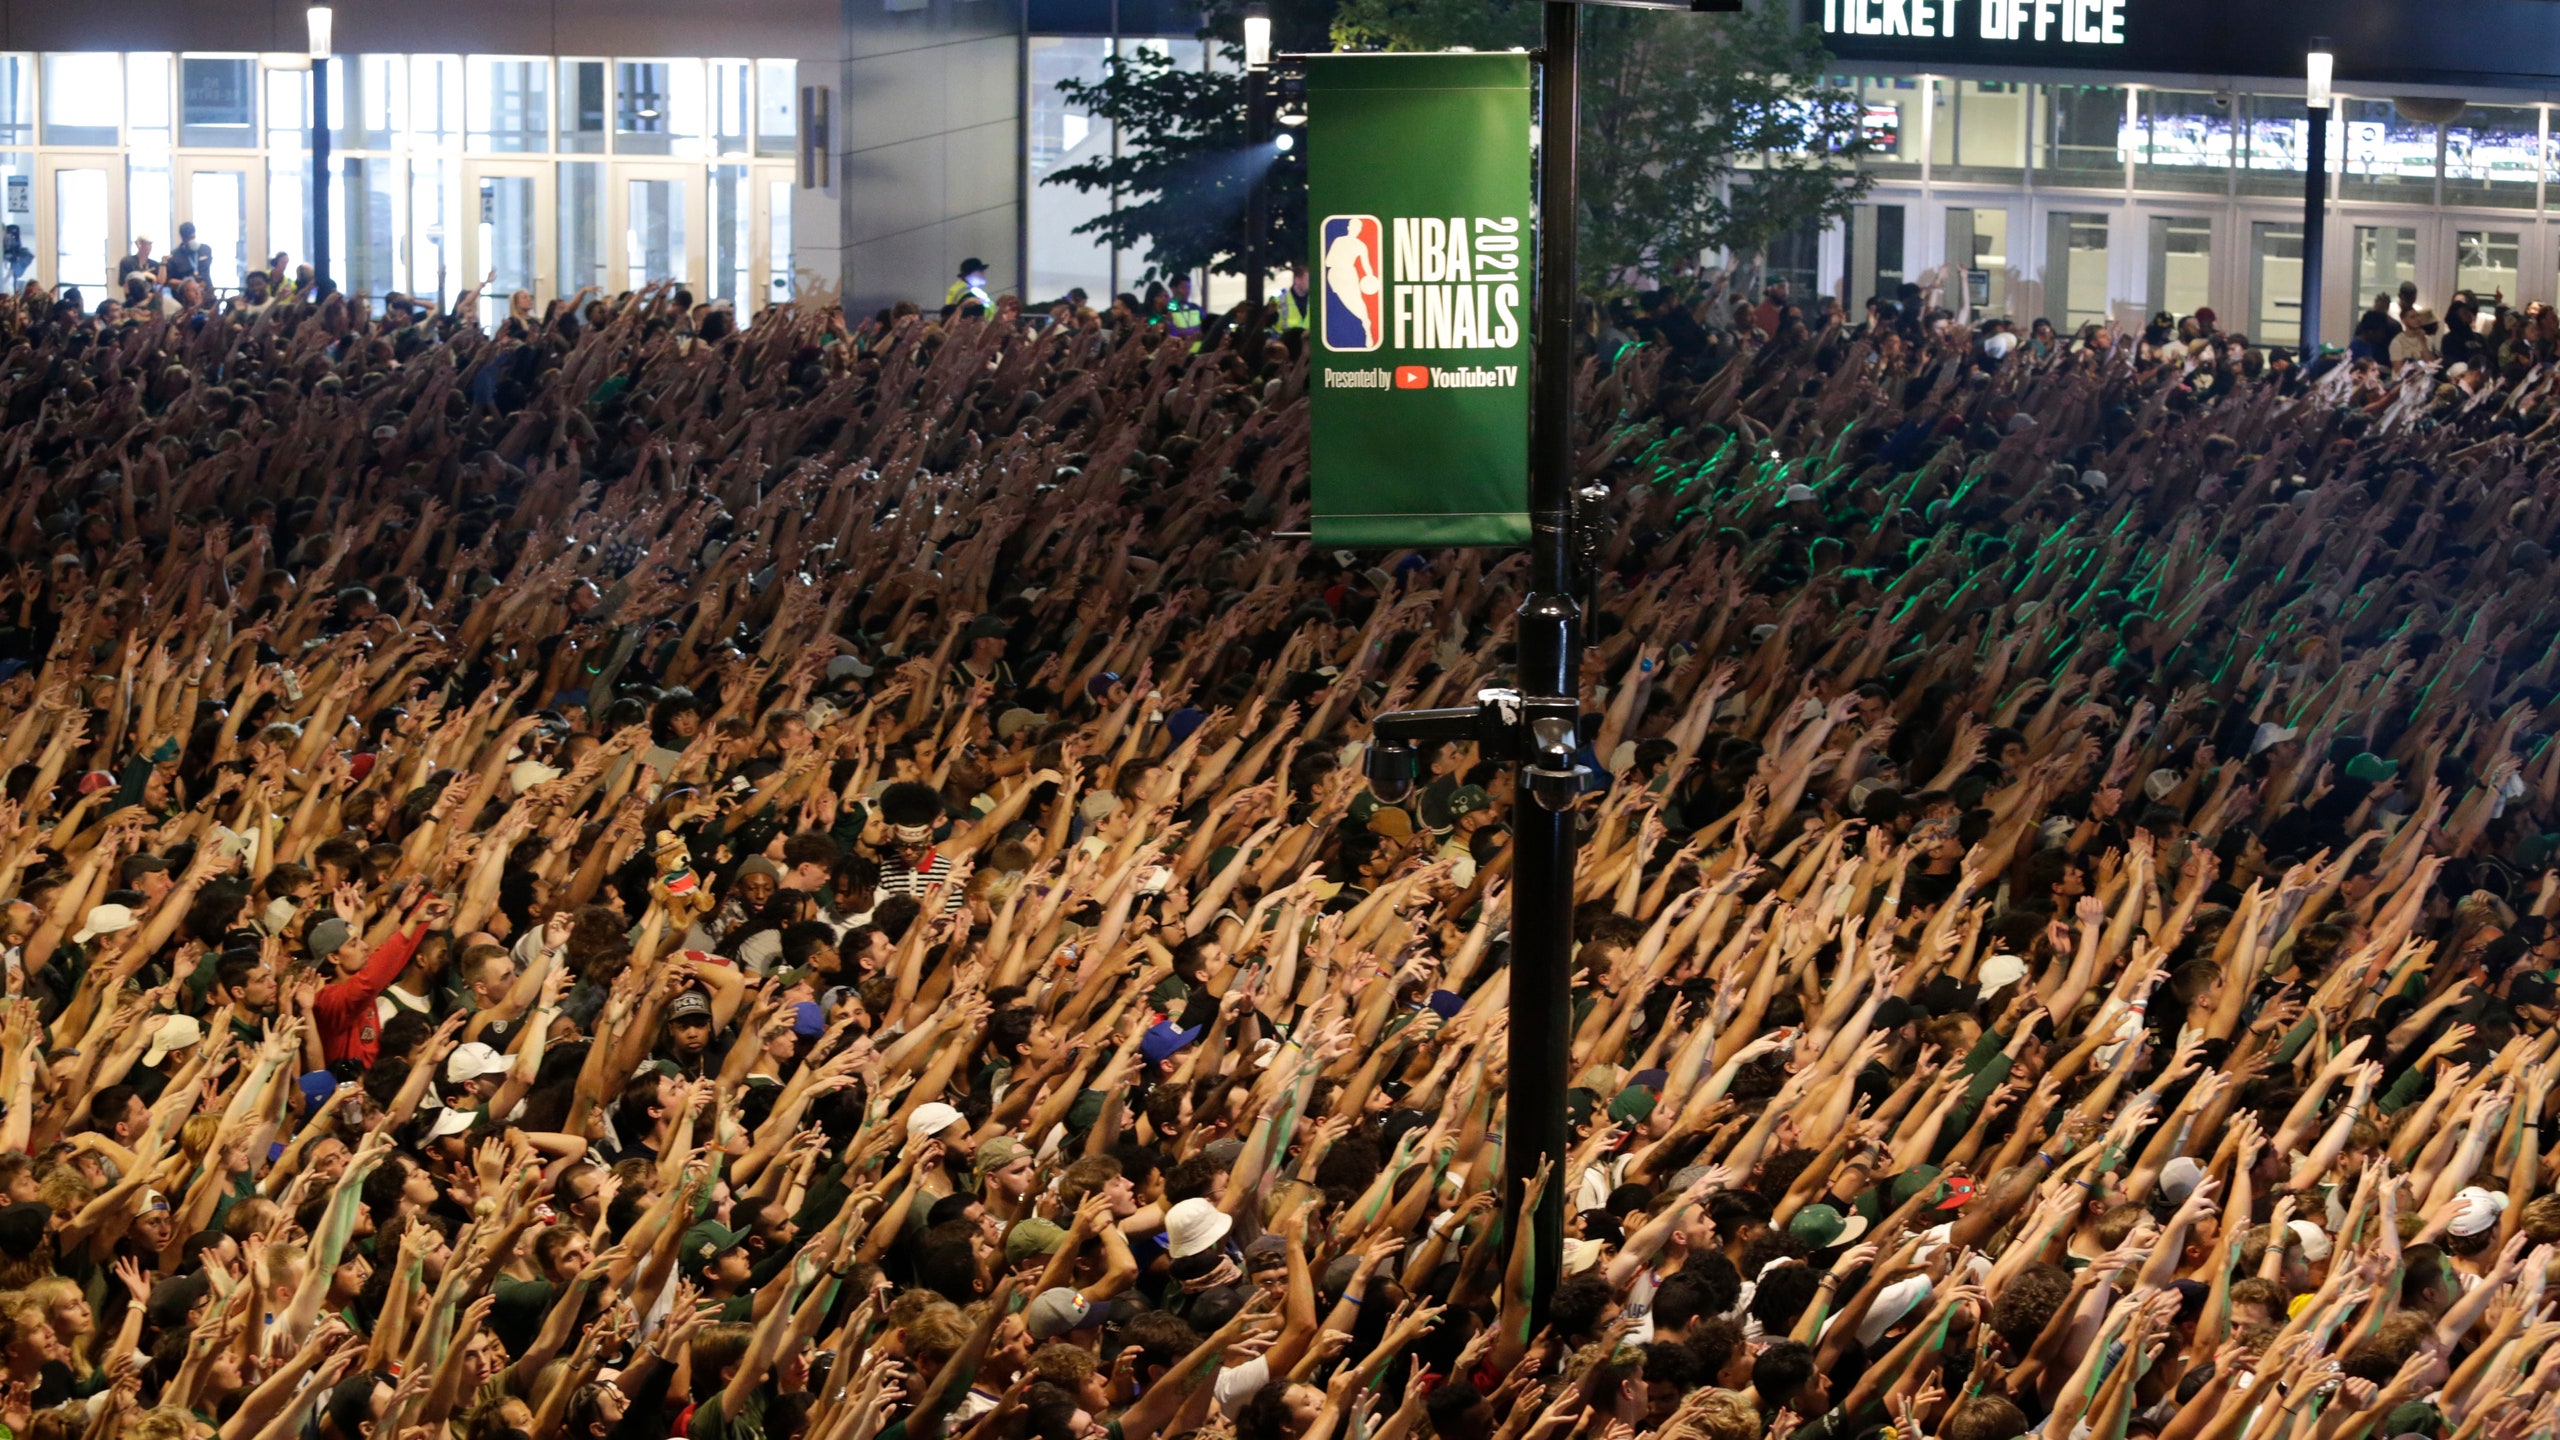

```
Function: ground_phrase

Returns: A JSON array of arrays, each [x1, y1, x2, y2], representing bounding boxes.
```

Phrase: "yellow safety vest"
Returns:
[[1278, 286, 1311, 330]]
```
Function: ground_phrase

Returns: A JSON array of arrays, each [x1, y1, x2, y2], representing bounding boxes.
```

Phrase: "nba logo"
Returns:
[[1320, 215, 1384, 352]]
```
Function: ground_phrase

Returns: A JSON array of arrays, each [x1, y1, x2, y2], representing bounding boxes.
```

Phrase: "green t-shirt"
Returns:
[[489, 1277, 559, 1356], [690, 1385, 772, 1440]]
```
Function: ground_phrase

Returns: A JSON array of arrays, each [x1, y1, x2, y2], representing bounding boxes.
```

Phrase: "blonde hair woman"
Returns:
[[16, 1279, 93, 1386]]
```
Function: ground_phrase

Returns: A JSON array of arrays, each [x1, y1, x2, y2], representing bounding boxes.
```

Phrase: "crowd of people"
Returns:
[[0, 247, 2549, 1440]]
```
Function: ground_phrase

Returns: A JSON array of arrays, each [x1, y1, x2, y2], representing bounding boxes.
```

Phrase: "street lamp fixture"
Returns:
[[1241, 1, 1275, 334], [1244, 2, 1272, 69], [309, 5, 334, 292], [2297, 36, 2331, 355]]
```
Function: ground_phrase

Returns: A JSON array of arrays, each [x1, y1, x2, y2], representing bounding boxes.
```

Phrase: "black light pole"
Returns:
[[1509, 0, 1583, 1337], [2301, 37, 2332, 356], [309, 5, 333, 293], [1244, 2, 1273, 335], [1358, 0, 1746, 1337], [1362, 0, 1586, 1339]]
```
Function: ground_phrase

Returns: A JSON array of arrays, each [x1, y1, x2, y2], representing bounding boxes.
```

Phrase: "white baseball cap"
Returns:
[[2448, 1185, 2509, 1238], [2159, 1156, 2208, 1204], [1855, 1274, 1934, 1346], [2287, 1218, 2332, 1262], [905, 1102, 966, 1146], [1976, 953, 2030, 997], [445, 1043, 509, 1084], [2250, 722, 2301, 757], [74, 903, 136, 945], [142, 1014, 202, 1068]]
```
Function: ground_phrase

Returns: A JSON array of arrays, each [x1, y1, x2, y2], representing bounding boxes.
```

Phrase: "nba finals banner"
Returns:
[[1307, 52, 1533, 548]]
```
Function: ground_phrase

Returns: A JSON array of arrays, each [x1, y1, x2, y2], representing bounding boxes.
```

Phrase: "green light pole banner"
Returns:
[[1308, 52, 1533, 549]]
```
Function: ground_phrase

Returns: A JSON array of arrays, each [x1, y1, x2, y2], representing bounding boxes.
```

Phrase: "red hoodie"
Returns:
[[313, 924, 427, 1068]]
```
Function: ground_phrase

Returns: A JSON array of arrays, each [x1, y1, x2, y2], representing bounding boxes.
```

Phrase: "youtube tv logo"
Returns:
[[1394, 365, 1430, 389]]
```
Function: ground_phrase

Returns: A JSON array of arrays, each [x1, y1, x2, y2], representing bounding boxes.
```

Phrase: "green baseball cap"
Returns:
[[1786, 1203, 1868, 1249], [1004, 1218, 1069, 1267], [974, 1136, 1030, 1186], [2382, 1402, 2442, 1438], [1063, 1090, 1106, 1136], [679, 1221, 746, 1278], [1889, 1165, 1944, 1206]]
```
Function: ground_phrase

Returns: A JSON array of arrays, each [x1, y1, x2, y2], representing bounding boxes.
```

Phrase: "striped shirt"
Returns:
[[879, 850, 963, 912]]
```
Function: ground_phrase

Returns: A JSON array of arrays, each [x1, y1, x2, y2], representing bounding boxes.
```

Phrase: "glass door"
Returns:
[[1943, 204, 2013, 318], [611, 162, 701, 294], [461, 160, 552, 328], [174, 158, 262, 298], [2248, 219, 2305, 348], [754, 163, 795, 311], [2451, 226, 2521, 308], [708, 162, 753, 308], [2145, 214, 2214, 323], [0, 158, 33, 296], [2353, 223, 2420, 314], [708, 162, 798, 315], [2042, 210, 2112, 331], [38, 154, 124, 303]]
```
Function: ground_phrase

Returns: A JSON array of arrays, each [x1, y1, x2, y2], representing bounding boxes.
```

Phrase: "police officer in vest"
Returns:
[[1277, 261, 1312, 331], [1165, 273, 1204, 341], [944, 258, 992, 315]]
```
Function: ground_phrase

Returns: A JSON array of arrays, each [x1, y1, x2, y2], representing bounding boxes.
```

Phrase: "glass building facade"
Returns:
[[1025, 33, 1236, 310], [1828, 74, 2559, 348], [1, 52, 802, 321]]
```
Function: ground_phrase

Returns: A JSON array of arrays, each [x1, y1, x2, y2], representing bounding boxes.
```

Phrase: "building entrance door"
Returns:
[[38, 154, 124, 297], [612, 161, 702, 294], [461, 159, 552, 327], [174, 157, 262, 296]]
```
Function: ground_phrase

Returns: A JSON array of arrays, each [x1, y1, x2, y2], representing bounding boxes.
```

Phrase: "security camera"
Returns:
[[1365, 739, 1416, 802], [1530, 716, 1577, 761], [1524, 717, 1581, 812]]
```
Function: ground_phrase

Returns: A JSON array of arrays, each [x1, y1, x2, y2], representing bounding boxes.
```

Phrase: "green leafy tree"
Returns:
[[1045, 0, 1864, 298], [1330, 0, 1872, 293], [1043, 45, 1308, 285]]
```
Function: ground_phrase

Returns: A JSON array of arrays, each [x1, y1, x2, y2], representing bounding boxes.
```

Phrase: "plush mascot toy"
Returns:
[[655, 828, 716, 932]]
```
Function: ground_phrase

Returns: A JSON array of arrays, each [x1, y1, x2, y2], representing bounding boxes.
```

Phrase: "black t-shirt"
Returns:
[[1903, 867, 1961, 910], [475, 1014, 524, 1053]]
